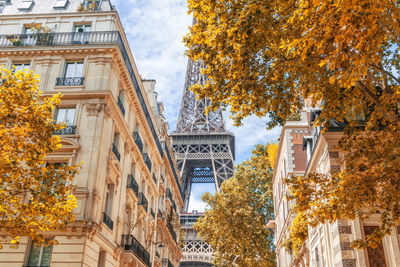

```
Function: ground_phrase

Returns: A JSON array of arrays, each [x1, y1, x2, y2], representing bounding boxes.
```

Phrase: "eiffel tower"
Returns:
[[171, 58, 235, 267]]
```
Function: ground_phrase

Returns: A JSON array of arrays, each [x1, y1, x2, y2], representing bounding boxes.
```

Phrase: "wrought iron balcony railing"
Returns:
[[158, 208, 163, 218], [127, 174, 139, 198], [0, 30, 164, 159], [138, 192, 148, 212], [56, 77, 85, 86], [103, 212, 113, 230], [166, 188, 173, 204], [121, 234, 150, 267], [133, 131, 143, 153], [167, 220, 177, 243], [112, 143, 120, 161], [165, 145, 183, 199], [117, 96, 125, 116], [143, 153, 152, 172], [54, 125, 76, 135]]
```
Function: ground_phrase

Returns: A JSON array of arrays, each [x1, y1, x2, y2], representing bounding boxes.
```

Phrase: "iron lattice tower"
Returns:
[[171, 58, 235, 266]]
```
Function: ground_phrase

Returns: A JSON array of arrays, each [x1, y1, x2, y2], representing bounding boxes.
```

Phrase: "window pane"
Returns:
[[65, 109, 75, 125], [65, 63, 75, 77], [54, 0, 67, 8], [19, 1, 34, 10], [14, 64, 30, 72], [27, 245, 41, 265], [56, 109, 66, 123], [40, 244, 53, 265], [74, 63, 83, 77]]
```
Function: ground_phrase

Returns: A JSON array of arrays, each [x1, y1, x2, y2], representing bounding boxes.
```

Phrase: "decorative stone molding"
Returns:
[[85, 103, 107, 116]]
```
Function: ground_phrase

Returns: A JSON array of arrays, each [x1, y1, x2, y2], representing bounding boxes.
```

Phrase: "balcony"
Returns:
[[0, 30, 164, 158], [103, 212, 113, 230], [138, 192, 148, 212], [122, 234, 150, 267], [166, 189, 173, 204], [167, 220, 177, 243], [152, 174, 157, 185], [133, 132, 143, 153], [54, 125, 76, 135], [143, 153, 152, 172], [117, 96, 125, 116], [127, 174, 139, 198], [165, 146, 183, 199], [56, 77, 85, 86], [112, 143, 121, 161]]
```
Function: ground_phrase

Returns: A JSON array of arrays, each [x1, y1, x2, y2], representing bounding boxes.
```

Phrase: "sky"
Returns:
[[112, 0, 281, 211]]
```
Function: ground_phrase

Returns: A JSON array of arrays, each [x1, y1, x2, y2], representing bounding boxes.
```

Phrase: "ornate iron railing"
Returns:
[[117, 96, 125, 116], [127, 174, 139, 197], [112, 143, 120, 161], [0, 30, 163, 158], [133, 131, 143, 153], [121, 234, 150, 267], [165, 145, 183, 199], [143, 153, 152, 172], [103, 212, 113, 230], [138, 192, 148, 212], [167, 220, 177, 243], [166, 188, 173, 204], [56, 77, 84, 86], [54, 125, 76, 135]]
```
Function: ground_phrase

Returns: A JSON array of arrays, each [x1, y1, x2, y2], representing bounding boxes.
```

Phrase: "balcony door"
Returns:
[[73, 24, 91, 44]]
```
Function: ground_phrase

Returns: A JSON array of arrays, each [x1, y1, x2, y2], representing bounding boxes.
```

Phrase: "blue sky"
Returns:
[[112, 0, 281, 211]]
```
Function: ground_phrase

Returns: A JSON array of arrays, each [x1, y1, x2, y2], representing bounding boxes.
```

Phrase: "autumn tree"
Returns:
[[185, 0, 400, 247], [0, 67, 79, 247], [195, 144, 276, 267]]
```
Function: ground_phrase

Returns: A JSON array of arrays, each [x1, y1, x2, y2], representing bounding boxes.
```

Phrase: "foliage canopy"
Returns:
[[185, 0, 400, 248], [195, 144, 276, 267], [0, 67, 79, 247]]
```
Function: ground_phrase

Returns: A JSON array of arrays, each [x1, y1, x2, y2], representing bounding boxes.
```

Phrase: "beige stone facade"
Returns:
[[273, 106, 400, 266], [0, 0, 183, 266]]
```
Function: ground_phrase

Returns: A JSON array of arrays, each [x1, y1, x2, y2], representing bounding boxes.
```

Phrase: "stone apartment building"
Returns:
[[0, 0, 183, 266], [272, 102, 400, 267]]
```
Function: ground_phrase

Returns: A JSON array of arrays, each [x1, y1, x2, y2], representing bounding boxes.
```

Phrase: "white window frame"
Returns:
[[55, 107, 76, 125], [64, 62, 84, 78]]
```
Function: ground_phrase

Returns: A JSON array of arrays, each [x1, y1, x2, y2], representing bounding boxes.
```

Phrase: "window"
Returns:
[[26, 241, 53, 266], [54, 0, 68, 8], [55, 108, 75, 125], [14, 63, 30, 72], [104, 184, 114, 216], [98, 250, 106, 267], [83, 0, 101, 10], [0, 0, 7, 13], [64, 62, 83, 77], [18, 0, 34, 10], [74, 24, 91, 33]]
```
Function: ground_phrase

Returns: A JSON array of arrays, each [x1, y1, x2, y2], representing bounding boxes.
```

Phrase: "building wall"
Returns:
[[0, 1, 182, 266], [273, 109, 400, 267]]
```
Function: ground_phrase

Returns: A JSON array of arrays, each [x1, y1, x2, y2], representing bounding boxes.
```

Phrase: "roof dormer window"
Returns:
[[54, 0, 68, 9], [18, 0, 34, 10]]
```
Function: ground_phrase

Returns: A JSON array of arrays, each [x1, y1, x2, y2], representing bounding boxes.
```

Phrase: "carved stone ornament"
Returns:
[[85, 103, 107, 116]]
